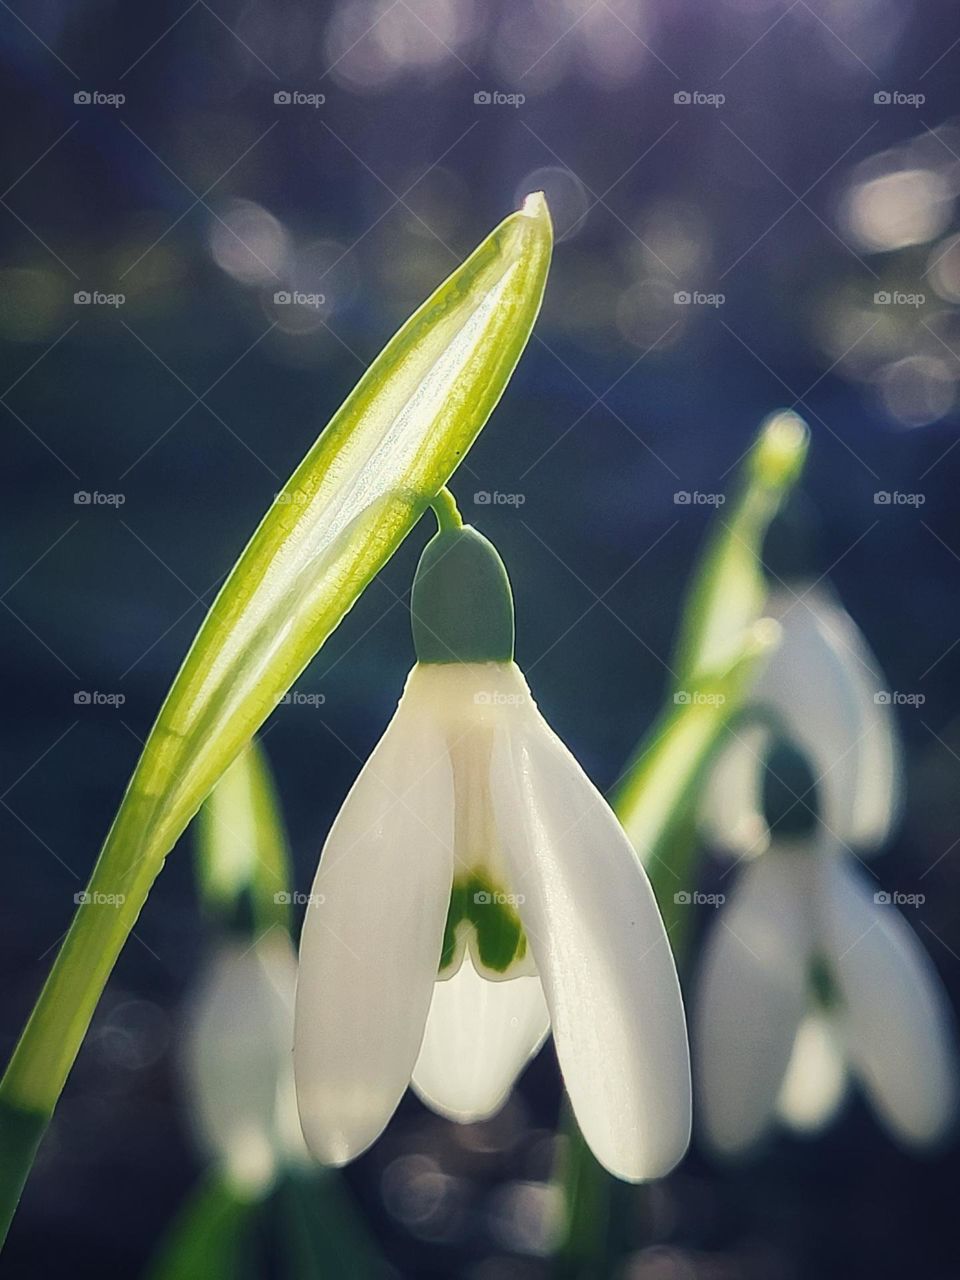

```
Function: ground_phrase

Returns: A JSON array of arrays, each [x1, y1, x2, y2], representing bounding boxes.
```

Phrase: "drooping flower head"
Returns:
[[696, 584, 957, 1154], [294, 509, 691, 1180], [184, 930, 306, 1193]]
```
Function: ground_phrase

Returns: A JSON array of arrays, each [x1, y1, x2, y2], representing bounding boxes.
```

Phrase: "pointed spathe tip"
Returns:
[[520, 190, 549, 222]]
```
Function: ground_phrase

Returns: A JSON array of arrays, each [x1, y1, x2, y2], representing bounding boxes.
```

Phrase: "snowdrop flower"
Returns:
[[696, 585, 957, 1154], [701, 582, 902, 858], [294, 516, 691, 1180], [184, 931, 306, 1192]]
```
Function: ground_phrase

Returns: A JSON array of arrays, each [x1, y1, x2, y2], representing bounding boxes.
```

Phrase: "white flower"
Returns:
[[695, 583, 956, 1153], [183, 931, 306, 1192], [701, 582, 902, 857], [696, 845, 957, 1152], [293, 524, 691, 1182]]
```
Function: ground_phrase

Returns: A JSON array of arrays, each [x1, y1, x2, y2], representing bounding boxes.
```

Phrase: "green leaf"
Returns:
[[143, 1172, 258, 1280], [671, 410, 808, 684], [195, 737, 291, 935], [275, 1168, 384, 1279], [611, 411, 808, 874], [611, 630, 779, 886], [0, 195, 552, 1242]]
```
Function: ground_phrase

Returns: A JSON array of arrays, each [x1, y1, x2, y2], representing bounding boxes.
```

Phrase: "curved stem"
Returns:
[[430, 486, 463, 532]]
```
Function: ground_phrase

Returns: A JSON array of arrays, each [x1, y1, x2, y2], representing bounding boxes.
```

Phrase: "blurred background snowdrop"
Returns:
[[182, 930, 304, 1194], [180, 744, 306, 1195], [696, 586, 959, 1154]]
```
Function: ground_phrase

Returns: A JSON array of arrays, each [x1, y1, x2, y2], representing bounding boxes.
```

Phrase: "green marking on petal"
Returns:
[[808, 951, 842, 1011], [438, 871, 527, 976], [440, 878, 468, 972]]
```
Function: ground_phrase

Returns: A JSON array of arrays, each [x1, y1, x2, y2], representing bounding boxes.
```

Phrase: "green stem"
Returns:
[[553, 1099, 611, 1280], [430, 486, 463, 532], [0, 1100, 48, 1241]]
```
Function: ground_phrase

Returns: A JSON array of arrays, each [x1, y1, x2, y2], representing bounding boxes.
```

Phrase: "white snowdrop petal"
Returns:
[[758, 586, 900, 849], [695, 850, 814, 1155], [819, 856, 958, 1145], [776, 1011, 848, 1133], [294, 686, 454, 1165], [411, 956, 550, 1122], [700, 722, 772, 857], [184, 932, 300, 1191], [491, 709, 691, 1182], [829, 607, 903, 847]]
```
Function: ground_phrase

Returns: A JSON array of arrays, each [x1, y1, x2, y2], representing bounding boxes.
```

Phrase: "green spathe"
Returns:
[[411, 526, 515, 664]]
